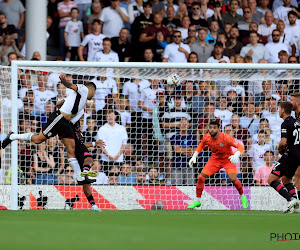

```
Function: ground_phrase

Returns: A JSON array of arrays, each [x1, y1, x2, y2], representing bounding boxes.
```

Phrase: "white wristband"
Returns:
[[92, 142, 96, 147]]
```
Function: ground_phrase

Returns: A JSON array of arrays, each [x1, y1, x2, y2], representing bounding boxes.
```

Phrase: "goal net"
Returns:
[[1, 61, 300, 211]]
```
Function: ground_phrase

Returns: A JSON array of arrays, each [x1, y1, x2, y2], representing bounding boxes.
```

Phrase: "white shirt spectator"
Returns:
[[261, 110, 283, 139], [65, 20, 84, 47], [2, 97, 24, 113], [240, 43, 269, 63], [122, 79, 150, 112], [93, 50, 119, 62], [256, 6, 271, 15], [214, 109, 233, 131], [285, 24, 300, 56], [273, 6, 292, 24], [272, 0, 298, 12], [249, 142, 273, 171], [97, 122, 128, 163], [177, 27, 188, 39], [247, 80, 263, 96], [80, 33, 106, 61], [163, 42, 191, 63], [206, 55, 230, 63], [258, 23, 276, 36], [18, 86, 38, 100], [33, 89, 56, 113], [91, 77, 118, 111], [200, 8, 214, 19], [265, 42, 289, 63], [100, 6, 128, 38], [140, 87, 164, 119], [223, 84, 246, 98], [57, 1, 78, 28], [116, 110, 131, 127]]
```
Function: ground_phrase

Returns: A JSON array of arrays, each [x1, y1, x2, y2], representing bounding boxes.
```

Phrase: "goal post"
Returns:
[[1, 61, 300, 210]]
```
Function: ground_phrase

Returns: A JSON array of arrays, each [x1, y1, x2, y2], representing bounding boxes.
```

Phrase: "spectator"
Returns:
[[118, 162, 136, 184], [0, 34, 21, 65], [253, 80, 274, 107], [242, 21, 269, 45], [162, 30, 190, 63], [0, 0, 25, 37], [118, 0, 136, 30], [190, 2, 208, 29], [240, 31, 269, 63], [199, 0, 214, 21], [0, 12, 18, 44], [33, 75, 56, 114], [78, 20, 106, 62], [74, 0, 92, 23], [36, 101, 56, 127], [190, 28, 214, 63], [187, 51, 198, 62], [108, 175, 119, 185], [208, 1, 224, 31], [58, 166, 76, 185], [31, 51, 41, 61], [64, 7, 84, 61], [265, 29, 290, 63], [227, 90, 244, 116], [151, 0, 165, 14], [278, 49, 289, 63], [116, 95, 131, 129], [87, 2, 102, 34], [163, 5, 181, 35], [223, 81, 246, 102], [222, 0, 243, 27], [91, 75, 118, 112], [100, 0, 129, 38], [93, 37, 119, 62], [136, 169, 147, 184], [82, 117, 98, 143], [273, 0, 294, 24], [226, 27, 243, 54], [258, 11, 276, 37], [207, 41, 230, 63], [214, 96, 233, 131], [254, 150, 275, 186], [7, 51, 17, 66], [111, 28, 131, 62], [176, 3, 188, 20], [272, 0, 298, 11], [216, 32, 235, 62], [57, 0, 78, 57], [177, 15, 191, 40], [32, 142, 56, 185], [130, 2, 153, 61], [182, 24, 197, 46], [92, 160, 109, 184], [237, 7, 253, 37], [51, 83, 67, 105], [147, 167, 160, 184], [248, 0, 264, 24], [153, 30, 168, 62], [206, 20, 219, 44], [257, 0, 271, 15], [249, 130, 273, 172], [108, 165, 120, 176], [285, 10, 300, 56], [97, 109, 128, 172], [171, 118, 197, 185], [240, 102, 260, 137], [231, 113, 251, 150]]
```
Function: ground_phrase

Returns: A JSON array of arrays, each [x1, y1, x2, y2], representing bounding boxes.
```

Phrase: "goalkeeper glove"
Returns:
[[189, 152, 199, 167], [228, 151, 241, 164]]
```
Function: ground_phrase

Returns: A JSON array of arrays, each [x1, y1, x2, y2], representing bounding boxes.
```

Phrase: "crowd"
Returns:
[[1, 0, 300, 186]]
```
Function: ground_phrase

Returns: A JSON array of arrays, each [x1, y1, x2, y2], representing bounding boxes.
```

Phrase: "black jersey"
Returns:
[[281, 116, 300, 159]]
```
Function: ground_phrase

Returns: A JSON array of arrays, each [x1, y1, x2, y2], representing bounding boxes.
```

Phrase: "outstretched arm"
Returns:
[[59, 73, 78, 91]]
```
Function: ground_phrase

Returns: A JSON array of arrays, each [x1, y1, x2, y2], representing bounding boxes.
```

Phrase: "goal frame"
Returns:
[[9, 60, 300, 210]]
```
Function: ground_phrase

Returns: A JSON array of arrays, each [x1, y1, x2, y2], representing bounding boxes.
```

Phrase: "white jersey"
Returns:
[[60, 84, 89, 124], [249, 143, 273, 171], [93, 50, 119, 62], [65, 20, 83, 47], [33, 89, 56, 113], [80, 33, 106, 61]]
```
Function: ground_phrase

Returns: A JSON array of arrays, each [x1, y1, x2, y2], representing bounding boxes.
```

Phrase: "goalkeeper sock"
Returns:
[[68, 158, 81, 176], [10, 132, 34, 142], [86, 195, 95, 206], [232, 179, 243, 195], [83, 165, 91, 171], [270, 181, 292, 201], [284, 183, 297, 199], [196, 175, 206, 198]]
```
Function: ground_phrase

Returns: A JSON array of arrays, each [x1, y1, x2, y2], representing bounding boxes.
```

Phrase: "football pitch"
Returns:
[[0, 210, 298, 250]]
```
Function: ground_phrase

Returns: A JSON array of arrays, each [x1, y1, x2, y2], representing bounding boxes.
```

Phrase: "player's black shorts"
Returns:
[[42, 110, 75, 139], [271, 157, 300, 179], [75, 139, 93, 169]]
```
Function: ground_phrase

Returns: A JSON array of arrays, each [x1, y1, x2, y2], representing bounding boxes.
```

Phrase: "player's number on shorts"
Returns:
[[293, 128, 300, 145]]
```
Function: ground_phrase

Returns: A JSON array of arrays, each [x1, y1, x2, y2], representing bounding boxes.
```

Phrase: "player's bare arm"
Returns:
[[59, 73, 78, 91]]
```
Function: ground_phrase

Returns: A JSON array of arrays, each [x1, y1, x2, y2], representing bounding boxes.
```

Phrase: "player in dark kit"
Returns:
[[73, 122, 105, 211], [268, 102, 300, 213]]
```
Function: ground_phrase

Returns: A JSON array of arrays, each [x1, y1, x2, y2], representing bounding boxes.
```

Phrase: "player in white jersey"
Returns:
[[2, 74, 97, 183]]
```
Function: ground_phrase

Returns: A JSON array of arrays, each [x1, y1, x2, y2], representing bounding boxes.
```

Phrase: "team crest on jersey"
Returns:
[[219, 143, 224, 147]]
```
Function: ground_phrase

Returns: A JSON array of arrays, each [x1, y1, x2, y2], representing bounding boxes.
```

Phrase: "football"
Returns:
[[166, 74, 181, 88]]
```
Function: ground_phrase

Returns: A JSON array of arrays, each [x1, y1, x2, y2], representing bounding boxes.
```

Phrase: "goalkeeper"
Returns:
[[188, 120, 249, 210]]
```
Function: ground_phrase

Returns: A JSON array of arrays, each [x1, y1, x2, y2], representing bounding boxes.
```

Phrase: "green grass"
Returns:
[[0, 210, 298, 250]]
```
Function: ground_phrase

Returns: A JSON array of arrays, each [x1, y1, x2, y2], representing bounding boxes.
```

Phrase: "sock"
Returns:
[[270, 181, 292, 201], [10, 132, 34, 142], [68, 158, 81, 176], [196, 175, 206, 198], [284, 183, 297, 199], [86, 195, 95, 206], [298, 191, 300, 200], [232, 179, 244, 195], [83, 165, 91, 171]]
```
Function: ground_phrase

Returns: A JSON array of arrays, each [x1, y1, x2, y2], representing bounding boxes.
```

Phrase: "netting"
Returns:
[[1, 63, 299, 210]]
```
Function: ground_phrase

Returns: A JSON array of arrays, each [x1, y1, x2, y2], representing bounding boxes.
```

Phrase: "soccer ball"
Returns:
[[166, 74, 181, 88]]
